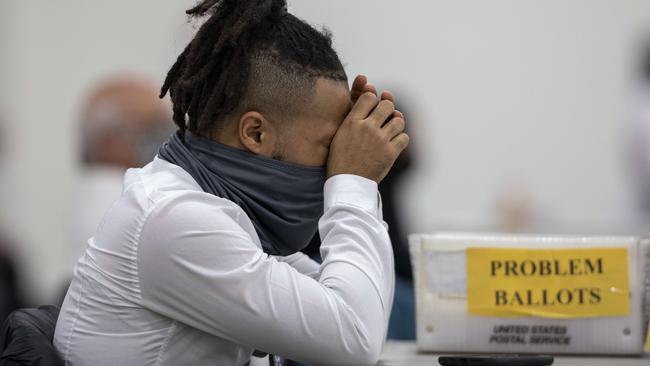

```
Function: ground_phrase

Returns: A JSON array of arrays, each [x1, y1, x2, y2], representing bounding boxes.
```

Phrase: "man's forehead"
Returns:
[[309, 78, 350, 121]]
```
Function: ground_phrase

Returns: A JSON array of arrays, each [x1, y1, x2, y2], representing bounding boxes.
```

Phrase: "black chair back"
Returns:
[[0, 305, 63, 366]]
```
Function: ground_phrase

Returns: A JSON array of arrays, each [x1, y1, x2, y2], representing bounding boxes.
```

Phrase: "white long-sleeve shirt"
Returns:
[[54, 157, 395, 366]]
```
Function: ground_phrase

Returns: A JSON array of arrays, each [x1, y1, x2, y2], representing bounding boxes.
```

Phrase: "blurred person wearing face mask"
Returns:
[[70, 76, 173, 264]]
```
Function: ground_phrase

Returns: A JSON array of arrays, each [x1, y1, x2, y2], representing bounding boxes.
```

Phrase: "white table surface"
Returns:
[[378, 341, 650, 366]]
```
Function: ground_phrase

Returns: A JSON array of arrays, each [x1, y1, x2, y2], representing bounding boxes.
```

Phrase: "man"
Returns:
[[54, 1, 409, 365]]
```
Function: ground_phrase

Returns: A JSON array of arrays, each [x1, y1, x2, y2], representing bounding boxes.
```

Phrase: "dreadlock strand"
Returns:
[[160, 40, 193, 99]]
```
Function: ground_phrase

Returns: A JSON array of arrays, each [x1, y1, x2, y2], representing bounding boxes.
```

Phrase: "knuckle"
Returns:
[[394, 118, 405, 130], [361, 92, 377, 102], [386, 118, 404, 134], [360, 121, 372, 130], [395, 133, 410, 148], [401, 133, 411, 147], [380, 100, 395, 111], [364, 114, 379, 124]]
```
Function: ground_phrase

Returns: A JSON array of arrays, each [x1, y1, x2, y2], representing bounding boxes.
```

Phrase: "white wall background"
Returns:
[[290, 0, 650, 233], [1, 0, 650, 303]]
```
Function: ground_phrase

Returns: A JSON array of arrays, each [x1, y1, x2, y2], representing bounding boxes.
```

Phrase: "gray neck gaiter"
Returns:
[[158, 131, 325, 256]]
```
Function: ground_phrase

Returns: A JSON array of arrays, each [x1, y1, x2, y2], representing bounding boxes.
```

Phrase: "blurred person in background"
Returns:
[[377, 94, 416, 341], [381, 145, 415, 340], [296, 127, 415, 348], [0, 123, 24, 323], [295, 95, 416, 346], [0, 234, 23, 323], [70, 76, 172, 264], [629, 39, 650, 231], [494, 181, 535, 233]]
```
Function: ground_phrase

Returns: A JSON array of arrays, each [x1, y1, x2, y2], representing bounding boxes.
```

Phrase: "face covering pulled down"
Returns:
[[158, 131, 326, 256]]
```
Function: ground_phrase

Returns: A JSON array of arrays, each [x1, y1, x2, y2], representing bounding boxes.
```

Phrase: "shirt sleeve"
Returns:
[[274, 252, 320, 280], [137, 174, 394, 366]]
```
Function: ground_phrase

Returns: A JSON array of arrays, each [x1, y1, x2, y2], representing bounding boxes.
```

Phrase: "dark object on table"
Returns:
[[0, 305, 63, 366], [439, 355, 554, 366]]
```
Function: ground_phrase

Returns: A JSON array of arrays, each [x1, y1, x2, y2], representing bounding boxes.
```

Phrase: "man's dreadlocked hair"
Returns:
[[160, 0, 348, 137]]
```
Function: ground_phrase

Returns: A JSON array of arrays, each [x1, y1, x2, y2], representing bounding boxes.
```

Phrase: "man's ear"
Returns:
[[237, 111, 276, 156]]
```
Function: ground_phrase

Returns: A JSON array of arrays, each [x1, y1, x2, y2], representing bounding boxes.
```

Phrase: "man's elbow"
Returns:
[[338, 331, 383, 366], [352, 343, 382, 366]]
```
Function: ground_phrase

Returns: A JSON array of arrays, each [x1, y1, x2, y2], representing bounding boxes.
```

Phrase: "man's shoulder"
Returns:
[[128, 157, 255, 236], [126, 157, 202, 197]]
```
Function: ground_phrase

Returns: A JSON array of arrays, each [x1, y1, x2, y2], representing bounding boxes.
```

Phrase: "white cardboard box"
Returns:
[[409, 233, 650, 355]]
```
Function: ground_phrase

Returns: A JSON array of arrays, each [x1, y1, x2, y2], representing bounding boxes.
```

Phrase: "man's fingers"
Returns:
[[351, 75, 378, 103], [349, 78, 402, 126], [351, 75, 367, 91], [363, 84, 377, 97], [367, 99, 395, 126], [381, 91, 403, 120], [382, 117, 405, 140], [391, 132, 410, 151], [350, 75, 368, 102], [381, 90, 395, 103], [349, 92, 380, 120]]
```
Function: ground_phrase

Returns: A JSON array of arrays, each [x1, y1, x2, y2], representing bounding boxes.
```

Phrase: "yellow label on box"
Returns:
[[466, 247, 629, 318]]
